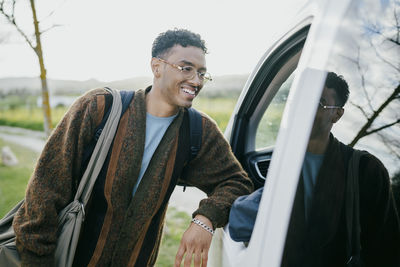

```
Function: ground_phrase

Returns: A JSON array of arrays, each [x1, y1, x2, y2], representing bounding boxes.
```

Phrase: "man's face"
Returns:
[[310, 87, 344, 139], [153, 45, 206, 109]]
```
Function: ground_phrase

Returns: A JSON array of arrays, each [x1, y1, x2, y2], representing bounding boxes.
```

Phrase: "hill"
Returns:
[[0, 74, 249, 97]]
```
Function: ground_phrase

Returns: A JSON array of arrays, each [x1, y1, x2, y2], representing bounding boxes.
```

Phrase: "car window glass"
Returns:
[[255, 72, 295, 149], [283, 0, 399, 265], [326, 0, 399, 177]]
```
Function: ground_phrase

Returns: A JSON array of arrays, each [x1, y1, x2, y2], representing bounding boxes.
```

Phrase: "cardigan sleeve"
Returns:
[[12, 88, 107, 266], [359, 153, 400, 267], [180, 113, 253, 229]]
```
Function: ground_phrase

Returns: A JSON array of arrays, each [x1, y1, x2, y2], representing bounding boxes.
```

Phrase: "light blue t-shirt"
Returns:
[[302, 151, 324, 222], [132, 112, 177, 196]]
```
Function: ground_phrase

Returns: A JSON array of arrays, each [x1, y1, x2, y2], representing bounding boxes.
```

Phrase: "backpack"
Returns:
[[342, 144, 368, 267]]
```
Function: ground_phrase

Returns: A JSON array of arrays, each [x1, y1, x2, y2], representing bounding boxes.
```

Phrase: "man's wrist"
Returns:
[[192, 215, 214, 235], [192, 218, 214, 235]]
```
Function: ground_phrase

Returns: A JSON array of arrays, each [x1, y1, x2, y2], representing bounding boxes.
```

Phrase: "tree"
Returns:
[[345, 1, 400, 155], [0, 0, 53, 136]]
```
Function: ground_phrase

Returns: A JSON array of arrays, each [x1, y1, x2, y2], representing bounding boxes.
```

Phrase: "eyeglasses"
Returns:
[[318, 101, 343, 109], [156, 57, 212, 83]]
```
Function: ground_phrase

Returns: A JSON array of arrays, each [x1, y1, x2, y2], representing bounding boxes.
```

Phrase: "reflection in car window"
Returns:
[[255, 72, 295, 149], [327, 0, 399, 176], [282, 1, 400, 266]]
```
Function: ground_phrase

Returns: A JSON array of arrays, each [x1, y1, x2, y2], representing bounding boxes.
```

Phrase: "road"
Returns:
[[0, 126, 206, 214]]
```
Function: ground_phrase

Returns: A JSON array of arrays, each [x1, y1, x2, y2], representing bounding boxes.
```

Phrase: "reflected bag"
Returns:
[[345, 149, 367, 267], [0, 88, 131, 267]]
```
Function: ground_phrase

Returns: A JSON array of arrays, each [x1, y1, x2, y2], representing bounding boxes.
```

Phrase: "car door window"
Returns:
[[214, 24, 311, 267], [255, 72, 294, 149], [233, 29, 306, 189], [282, 1, 400, 265]]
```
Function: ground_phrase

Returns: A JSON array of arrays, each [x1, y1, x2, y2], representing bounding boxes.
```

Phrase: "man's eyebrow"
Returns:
[[179, 60, 207, 71]]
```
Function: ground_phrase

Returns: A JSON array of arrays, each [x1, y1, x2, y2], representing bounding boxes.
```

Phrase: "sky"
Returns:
[[0, 0, 306, 82]]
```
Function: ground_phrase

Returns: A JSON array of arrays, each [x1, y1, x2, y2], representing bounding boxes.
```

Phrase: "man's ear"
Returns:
[[151, 58, 161, 78], [332, 108, 344, 123]]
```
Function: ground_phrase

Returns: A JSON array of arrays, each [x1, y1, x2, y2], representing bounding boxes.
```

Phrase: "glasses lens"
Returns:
[[178, 66, 194, 79], [178, 64, 212, 84]]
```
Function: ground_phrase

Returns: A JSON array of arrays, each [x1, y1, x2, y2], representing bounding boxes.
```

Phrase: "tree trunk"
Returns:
[[30, 0, 52, 136]]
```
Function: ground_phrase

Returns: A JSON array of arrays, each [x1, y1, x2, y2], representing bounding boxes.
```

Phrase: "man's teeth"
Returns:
[[182, 88, 196, 96]]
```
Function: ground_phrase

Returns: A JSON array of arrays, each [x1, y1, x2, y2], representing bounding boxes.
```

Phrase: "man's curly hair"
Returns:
[[152, 29, 208, 58], [325, 72, 349, 107]]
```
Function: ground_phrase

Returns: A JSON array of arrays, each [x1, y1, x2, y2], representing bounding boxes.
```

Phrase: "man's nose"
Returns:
[[188, 73, 203, 87]]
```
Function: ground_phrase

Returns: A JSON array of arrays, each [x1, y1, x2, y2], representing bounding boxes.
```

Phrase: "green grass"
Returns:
[[0, 96, 238, 133], [0, 139, 39, 217], [0, 107, 68, 131], [192, 97, 237, 132], [155, 207, 192, 266]]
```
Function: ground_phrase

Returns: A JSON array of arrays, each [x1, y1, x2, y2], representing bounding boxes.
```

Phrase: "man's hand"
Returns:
[[175, 215, 213, 267]]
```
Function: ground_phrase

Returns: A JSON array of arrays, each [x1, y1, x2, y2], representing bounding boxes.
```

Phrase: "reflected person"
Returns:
[[228, 72, 400, 267]]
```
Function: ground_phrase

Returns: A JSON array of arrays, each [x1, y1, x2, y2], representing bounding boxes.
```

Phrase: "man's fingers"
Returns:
[[201, 249, 209, 267], [183, 251, 193, 267], [175, 245, 185, 267], [176, 218, 213, 267], [193, 250, 202, 267]]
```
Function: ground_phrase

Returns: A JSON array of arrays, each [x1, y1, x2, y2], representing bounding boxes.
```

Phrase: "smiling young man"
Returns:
[[13, 29, 253, 267]]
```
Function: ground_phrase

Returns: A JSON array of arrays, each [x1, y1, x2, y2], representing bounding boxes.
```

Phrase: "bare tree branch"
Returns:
[[356, 49, 374, 111], [350, 100, 370, 118], [0, 0, 53, 135], [11, 0, 15, 18], [388, 38, 400, 46], [0, 0, 37, 54], [342, 49, 374, 112], [349, 83, 400, 146], [394, 6, 400, 44], [365, 7, 400, 46], [39, 0, 67, 22], [370, 39, 400, 73], [41, 24, 63, 35], [378, 132, 400, 160], [366, 119, 400, 135]]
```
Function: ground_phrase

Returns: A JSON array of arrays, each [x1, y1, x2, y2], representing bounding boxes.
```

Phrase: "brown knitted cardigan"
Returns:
[[13, 88, 253, 266]]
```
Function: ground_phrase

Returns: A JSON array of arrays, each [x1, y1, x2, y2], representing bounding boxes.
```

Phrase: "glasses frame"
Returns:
[[155, 57, 212, 83], [318, 101, 343, 109]]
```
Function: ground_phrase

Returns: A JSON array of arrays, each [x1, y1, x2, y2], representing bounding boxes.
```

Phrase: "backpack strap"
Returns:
[[94, 88, 134, 141], [119, 90, 135, 115], [175, 108, 202, 191], [80, 89, 134, 176], [345, 148, 368, 266], [187, 107, 202, 160], [74, 89, 134, 265]]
